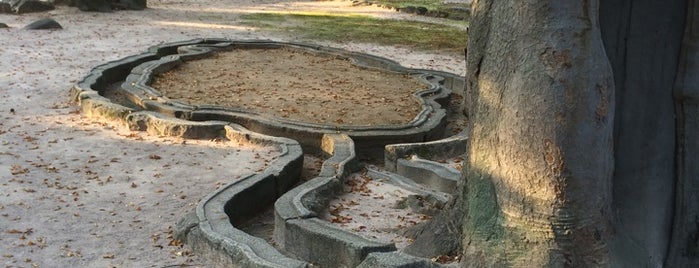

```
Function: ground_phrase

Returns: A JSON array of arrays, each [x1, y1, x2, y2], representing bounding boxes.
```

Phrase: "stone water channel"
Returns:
[[70, 39, 467, 267]]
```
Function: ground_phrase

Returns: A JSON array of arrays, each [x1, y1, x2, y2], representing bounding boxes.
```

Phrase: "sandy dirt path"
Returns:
[[0, 1, 465, 266]]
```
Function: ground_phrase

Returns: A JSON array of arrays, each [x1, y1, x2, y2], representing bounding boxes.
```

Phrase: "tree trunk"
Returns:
[[668, 1, 699, 266], [453, 0, 699, 266], [461, 0, 614, 266], [598, 1, 685, 266]]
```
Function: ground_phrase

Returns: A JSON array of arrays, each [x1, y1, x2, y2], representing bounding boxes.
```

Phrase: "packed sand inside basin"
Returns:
[[151, 48, 428, 126]]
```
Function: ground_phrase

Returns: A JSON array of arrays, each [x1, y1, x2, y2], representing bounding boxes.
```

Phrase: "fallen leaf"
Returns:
[[10, 164, 29, 175]]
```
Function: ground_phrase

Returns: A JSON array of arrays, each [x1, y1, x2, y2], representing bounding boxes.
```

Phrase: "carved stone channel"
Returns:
[[70, 39, 467, 267]]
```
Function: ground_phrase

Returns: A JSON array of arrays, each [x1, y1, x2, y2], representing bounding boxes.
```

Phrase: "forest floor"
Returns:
[[0, 0, 466, 267]]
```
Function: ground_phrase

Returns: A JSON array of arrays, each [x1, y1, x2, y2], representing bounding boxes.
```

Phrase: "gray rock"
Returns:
[[394, 195, 443, 216], [14, 0, 54, 14], [402, 208, 462, 259], [416, 6, 428, 15], [70, 0, 146, 12], [1, 0, 20, 6], [0, 22, 8, 28], [358, 252, 442, 268], [400, 6, 417, 14], [112, 0, 146, 10], [0, 3, 9, 13], [426, 10, 449, 18], [0, 0, 55, 14], [24, 18, 62, 30], [73, 0, 111, 12]]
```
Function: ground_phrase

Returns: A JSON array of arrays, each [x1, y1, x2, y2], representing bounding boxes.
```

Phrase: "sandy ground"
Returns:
[[0, 0, 466, 267], [322, 170, 432, 250], [151, 48, 426, 126]]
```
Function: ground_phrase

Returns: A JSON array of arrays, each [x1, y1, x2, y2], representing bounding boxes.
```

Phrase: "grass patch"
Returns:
[[240, 13, 467, 54], [368, 0, 462, 11], [363, 0, 470, 20]]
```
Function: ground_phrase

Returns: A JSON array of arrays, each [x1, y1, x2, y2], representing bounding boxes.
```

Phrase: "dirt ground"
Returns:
[[151, 47, 427, 126], [0, 0, 466, 267], [322, 170, 432, 249]]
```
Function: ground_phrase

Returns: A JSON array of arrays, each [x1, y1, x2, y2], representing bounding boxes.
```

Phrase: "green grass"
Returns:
[[240, 13, 467, 54], [364, 0, 470, 20], [368, 0, 463, 11]]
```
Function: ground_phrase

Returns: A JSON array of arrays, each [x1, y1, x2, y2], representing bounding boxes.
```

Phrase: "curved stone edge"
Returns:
[[381, 69, 467, 180], [274, 134, 359, 223], [73, 91, 135, 122], [357, 251, 449, 268], [274, 134, 402, 267], [272, 134, 452, 267], [175, 123, 307, 268], [123, 40, 448, 132], [396, 157, 461, 194], [117, 39, 452, 157], [283, 218, 396, 267], [124, 111, 227, 139], [366, 166, 451, 205], [68, 38, 456, 159], [273, 134, 359, 221], [67, 38, 464, 267], [122, 42, 230, 113], [68, 38, 238, 122], [70, 81, 308, 266], [384, 131, 468, 171]]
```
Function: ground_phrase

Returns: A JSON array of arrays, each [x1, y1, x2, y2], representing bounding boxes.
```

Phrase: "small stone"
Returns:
[[24, 18, 62, 30], [0, 22, 8, 28], [400, 6, 416, 14], [426, 10, 449, 18]]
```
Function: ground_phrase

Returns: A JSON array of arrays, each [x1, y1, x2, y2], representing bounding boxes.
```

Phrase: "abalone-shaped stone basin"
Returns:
[[96, 40, 453, 157], [69, 39, 467, 267]]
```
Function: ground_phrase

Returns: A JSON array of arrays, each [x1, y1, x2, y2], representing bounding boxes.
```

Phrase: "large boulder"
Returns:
[[70, 0, 111, 12], [0, 0, 19, 7], [112, 0, 146, 10], [0, 0, 54, 14], [70, 0, 146, 12], [0, 2, 10, 13], [14, 0, 54, 14]]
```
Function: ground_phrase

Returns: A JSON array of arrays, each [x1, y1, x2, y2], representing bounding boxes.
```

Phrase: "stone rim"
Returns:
[[70, 38, 464, 267]]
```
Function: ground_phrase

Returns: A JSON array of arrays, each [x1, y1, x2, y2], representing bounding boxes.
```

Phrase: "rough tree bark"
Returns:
[[668, 1, 699, 266], [599, 0, 685, 266], [403, 0, 697, 265], [449, 0, 699, 266], [461, 0, 615, 266]]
